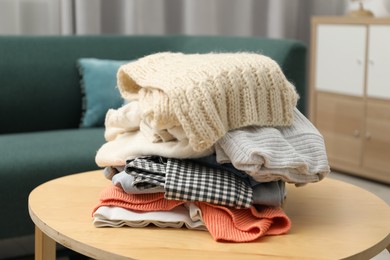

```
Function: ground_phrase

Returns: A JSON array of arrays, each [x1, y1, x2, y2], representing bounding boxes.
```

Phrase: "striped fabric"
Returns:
[[215, 108, 330, 185]]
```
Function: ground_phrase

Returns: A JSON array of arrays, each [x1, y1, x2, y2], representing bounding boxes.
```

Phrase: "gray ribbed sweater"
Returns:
[[215, 108, 330, 185]]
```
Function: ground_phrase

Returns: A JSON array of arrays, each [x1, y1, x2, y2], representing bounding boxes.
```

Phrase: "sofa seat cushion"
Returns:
[[0, 128, 105, 239]]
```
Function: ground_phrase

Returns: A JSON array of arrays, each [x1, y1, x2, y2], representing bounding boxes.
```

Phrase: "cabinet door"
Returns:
[[366, 25, 390, 99], [315, 25, 366, 96], [363, 99, 390, 174], [315, 92, 364, 169]]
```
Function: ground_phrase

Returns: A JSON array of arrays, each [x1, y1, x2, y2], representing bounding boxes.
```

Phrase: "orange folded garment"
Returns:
[[195, 203, 290, 242], [92, 185, 182, 213], [93, 185, 291, 242]]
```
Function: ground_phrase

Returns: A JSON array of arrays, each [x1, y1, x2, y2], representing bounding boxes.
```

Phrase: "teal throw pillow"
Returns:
[[78, 58, 128, 127]]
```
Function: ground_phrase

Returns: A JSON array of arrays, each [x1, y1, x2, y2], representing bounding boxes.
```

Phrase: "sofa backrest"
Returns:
[[0, 35, 306, 134]]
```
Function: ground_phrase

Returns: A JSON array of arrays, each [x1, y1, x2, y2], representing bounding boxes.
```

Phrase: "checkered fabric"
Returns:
[[165, 158, 253, 208], [125, 156, 253, 208], [125, 156, 166, 190]]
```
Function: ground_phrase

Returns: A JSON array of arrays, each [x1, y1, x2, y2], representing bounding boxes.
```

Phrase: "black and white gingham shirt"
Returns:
[[125, 156, 253, 208]]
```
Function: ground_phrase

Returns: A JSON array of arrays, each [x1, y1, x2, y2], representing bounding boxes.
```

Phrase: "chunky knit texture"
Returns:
[[117, 52, 299, 152], [93, 185, 291, 242]]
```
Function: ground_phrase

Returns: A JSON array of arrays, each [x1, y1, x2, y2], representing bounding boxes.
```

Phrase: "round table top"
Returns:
[[28, 170, 390, 260]]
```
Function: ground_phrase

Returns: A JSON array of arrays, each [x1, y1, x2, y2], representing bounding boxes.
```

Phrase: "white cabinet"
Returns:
[[366, 25, 390, 99], [315, 24, 366, 96], [310, 17, 390, 184]]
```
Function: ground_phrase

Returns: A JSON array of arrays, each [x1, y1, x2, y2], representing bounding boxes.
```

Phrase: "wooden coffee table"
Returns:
[[28, 170, 390, 260]]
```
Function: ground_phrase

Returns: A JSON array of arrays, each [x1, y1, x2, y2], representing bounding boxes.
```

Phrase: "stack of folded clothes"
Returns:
[[92, 52, 330, 243]]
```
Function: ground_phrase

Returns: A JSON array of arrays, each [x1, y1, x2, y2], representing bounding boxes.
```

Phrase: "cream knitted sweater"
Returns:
[[117, 52, 299, 152]]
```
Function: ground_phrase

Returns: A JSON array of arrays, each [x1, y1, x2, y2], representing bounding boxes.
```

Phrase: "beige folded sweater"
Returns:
[[117, 52, 299, 151]]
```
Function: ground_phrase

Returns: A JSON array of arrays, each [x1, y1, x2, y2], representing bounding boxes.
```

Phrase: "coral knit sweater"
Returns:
[[93, 185, 291, 242]]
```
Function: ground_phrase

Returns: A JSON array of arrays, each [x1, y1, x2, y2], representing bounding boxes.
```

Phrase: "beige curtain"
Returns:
[[2, 0, 390, 46], [63, 0, 349, 46]]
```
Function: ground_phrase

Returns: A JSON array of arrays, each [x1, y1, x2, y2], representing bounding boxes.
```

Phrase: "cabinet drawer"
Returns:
[[315, 92, 364, 168], [363, 99, 390, 173]]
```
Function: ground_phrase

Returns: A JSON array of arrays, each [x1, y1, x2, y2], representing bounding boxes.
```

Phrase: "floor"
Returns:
[[0, 171, 389, 260]]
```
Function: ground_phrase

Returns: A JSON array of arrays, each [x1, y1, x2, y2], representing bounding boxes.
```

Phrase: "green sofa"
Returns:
[[0, 35, 306, 241]]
